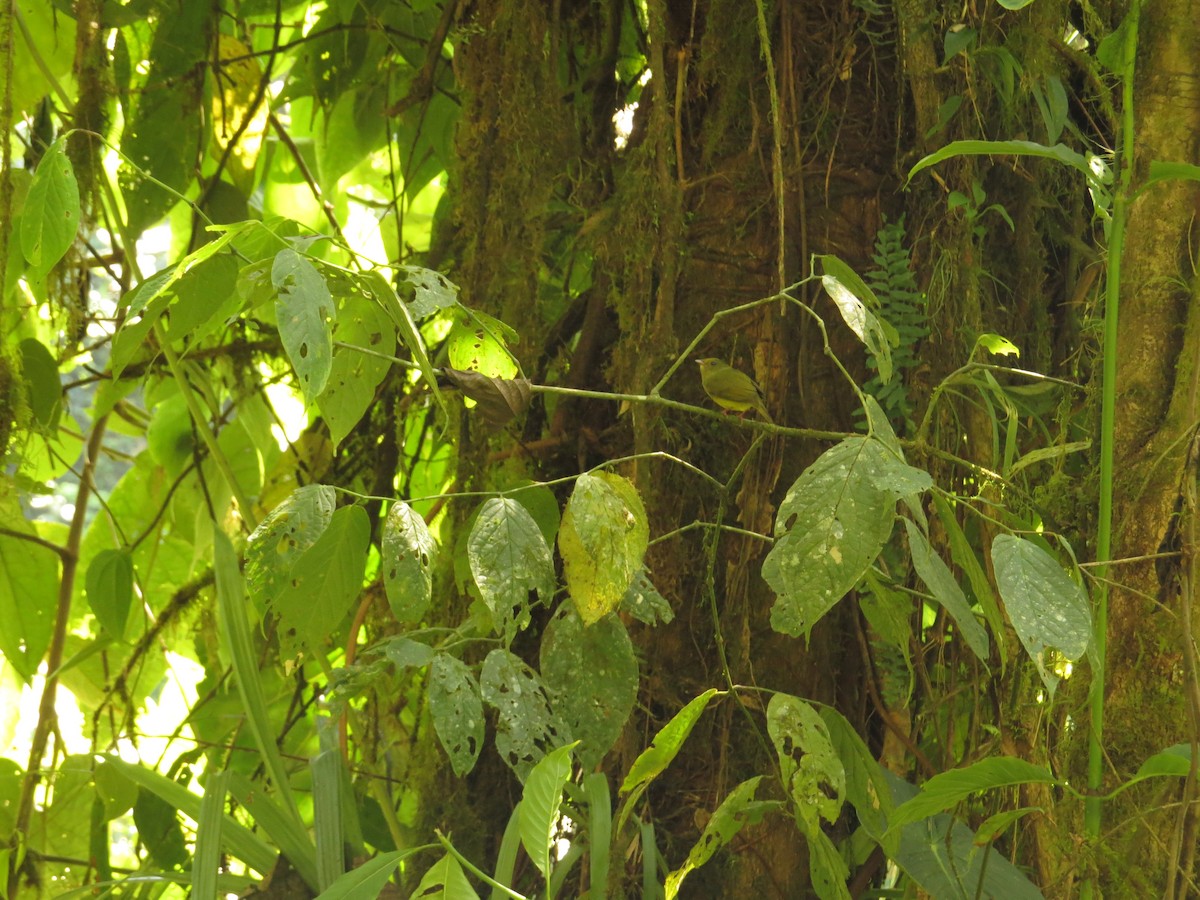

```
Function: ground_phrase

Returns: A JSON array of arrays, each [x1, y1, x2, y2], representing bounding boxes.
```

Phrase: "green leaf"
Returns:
[[20, 138, 80, 279], [619, 569, 674, 625], [540, 607, 639, 770], [820, 707, 895, 852], [365, 269, 449, 419], [583, 773, 612, 897], [975, 332, 1020, 357], [312, 750, 346, 891], [767, 694, 845, 832], [0, 482, 58, 682], [664, 777, 776, 899], [429, 653, 485, 777], [133, 789, 189, 869], [932, 493, 1006, 665], [559, 472, 649, 625], [806, 827, 851, 900], [992, 534, 1090, 694], [382, 501, 437, 624], [1124, 743, 1193, 790], [762, 437, 896, 639], [448, 309, 520, 378], [245, 484, 337, 608], [480, 649, 568, 778], [163, 253, 242, 343], [85, 549, 134, 639], [273, 248, 337, 404], [19, 338, 62, 428], [519, 743, 577, 880], [313, 851, 408, 899], [903, 519, 989, 661], [318, 290, 396, 447], [888, 757, 1058, 829], [401, 265, 461, 319], [817, 255, 894, 383], [618, 687, 720, 837], [412, 854, 480, 900], [468, 498, 555, 639], [213, 531, 307, 845], [907, 140, 1095, 187], [270, 505, 370, 659], [193, 771, 230, 900]]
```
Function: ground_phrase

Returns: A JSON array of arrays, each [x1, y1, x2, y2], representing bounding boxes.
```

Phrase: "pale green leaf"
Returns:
[[992, 534, 1090, 694], [429, 653, 485, 777], [519, 743, 576, 880], [468, 498, 554, 639], [767, 694, 844, 832], [382, 501, 437, 624], [270, 505, 370, 659], [245, 484, 336, 608], [480, 649, 568, 778], [762, 438, 895, 638], [559, 472, 649, 625], [904, 519, 989, 660], [20, 138, 79, 279], [273, 248, 337, 403]]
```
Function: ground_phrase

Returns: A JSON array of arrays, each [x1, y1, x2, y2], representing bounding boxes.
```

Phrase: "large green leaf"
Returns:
[[767, 694, 845, 833], [0, 480, 58, 681], [468, 498, 555, 639], [762, 437, 896, 638], [317, 290, 395, 447], [85, 549, 134, 639], [411, 854, 480, 900], [480, 649, 568, 778], [381, 501, 437, 624], [540, 607, 638, 771], [888, 757, 1059, 829], [559, 472, 649, 625], [992, 534, 1090, 693], [20, 138, 79, 280], [519, 743, 576, 880], [429, 653, 485, 777], [245, 484, 337, 608], [270, 505, 370, 659], [903, 518, 989, 661], [273, 248, 337, 403]]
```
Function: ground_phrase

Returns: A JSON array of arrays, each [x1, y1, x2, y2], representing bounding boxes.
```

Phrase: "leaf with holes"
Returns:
[[273, 248, 336, 403], [400, 265, 460, 319], [559, 472, 649, 625], [767, 693, 845, 833], [992, 534, 1090, 694], [429, 654, 485, 777], [468, 498, 554, 639], [245, 484, 337, 609], [381, 501, 437, 624], [270, 505, 370, 659], [318, 291, 395, 447], [480, 649, 569, 779], [762, 437, 896, 639], [541, 607, 638, 770]]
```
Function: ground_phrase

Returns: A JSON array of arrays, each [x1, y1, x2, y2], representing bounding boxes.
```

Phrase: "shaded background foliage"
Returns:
[[2, 0, 1200, 897]]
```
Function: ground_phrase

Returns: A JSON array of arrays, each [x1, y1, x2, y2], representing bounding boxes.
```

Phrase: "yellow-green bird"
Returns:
[[696, 358, 773, 422]]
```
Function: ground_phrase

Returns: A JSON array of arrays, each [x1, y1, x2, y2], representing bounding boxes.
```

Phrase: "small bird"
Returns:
[[696, 358, 773, 422]]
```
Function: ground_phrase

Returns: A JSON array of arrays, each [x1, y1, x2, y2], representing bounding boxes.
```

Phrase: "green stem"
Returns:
[[1084, 2, 1141, 892]]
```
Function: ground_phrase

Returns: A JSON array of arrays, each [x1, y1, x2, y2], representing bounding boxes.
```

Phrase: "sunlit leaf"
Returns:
[[468, 498, 554, 639], [559, 472, 649, 625], [273, 248, 337, 403], [21, 138, 79, 279]]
